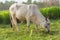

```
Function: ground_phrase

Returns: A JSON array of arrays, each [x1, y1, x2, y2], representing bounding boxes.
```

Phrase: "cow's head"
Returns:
[[41, 17, 50, 33]]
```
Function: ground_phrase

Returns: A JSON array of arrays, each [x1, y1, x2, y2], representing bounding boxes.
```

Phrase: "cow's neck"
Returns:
[[38, 12, 45, 22]]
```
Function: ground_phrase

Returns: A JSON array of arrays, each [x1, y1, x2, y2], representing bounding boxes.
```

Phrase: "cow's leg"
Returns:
[[35, 25, 38, 32], [13, 17, 19, 31], [10, 15, 15, 31], [11, 14, 19, 31], [11, 20, 15, 31], [35, 24, 39, 32], [21, 21, 23, 24], [26, 18, 30, 32]]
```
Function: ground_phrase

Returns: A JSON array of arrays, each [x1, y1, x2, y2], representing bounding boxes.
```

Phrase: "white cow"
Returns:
[[9, 3, 50, 32]]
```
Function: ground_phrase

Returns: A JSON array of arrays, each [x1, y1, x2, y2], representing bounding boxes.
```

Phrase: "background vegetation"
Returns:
[[40, 6, 60, 19], [0, 10, 10, 24]]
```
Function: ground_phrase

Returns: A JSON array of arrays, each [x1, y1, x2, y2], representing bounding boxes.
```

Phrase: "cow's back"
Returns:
[[16, 4, 28, 19], [9, 3, 28, 21]]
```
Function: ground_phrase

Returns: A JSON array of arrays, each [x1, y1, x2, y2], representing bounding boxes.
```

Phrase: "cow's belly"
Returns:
[[16, 14, 26, 21]]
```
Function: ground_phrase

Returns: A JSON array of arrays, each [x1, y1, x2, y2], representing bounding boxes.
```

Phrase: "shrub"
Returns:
[[0, 10, 10, 24], [0, 15, 3, 24], [40, 6, 60, 19]]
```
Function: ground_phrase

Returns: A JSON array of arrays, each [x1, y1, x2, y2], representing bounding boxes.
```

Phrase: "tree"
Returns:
[[33, 0, 37, 4], [27, 0, 32, 4], [0, 1, 17, 10], [43, 0, 59, 6]]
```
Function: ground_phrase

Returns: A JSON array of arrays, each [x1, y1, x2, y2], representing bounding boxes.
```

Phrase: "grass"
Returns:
[[0, 19, 60, 40]]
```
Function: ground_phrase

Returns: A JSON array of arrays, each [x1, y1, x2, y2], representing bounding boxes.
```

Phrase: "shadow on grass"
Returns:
[[40, 30, 59, 36], [49, 31, 59, 35]]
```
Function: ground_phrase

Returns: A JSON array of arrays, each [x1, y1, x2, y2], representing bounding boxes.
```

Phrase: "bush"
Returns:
[[40, 6, 60, 19], [0, 10, 10, 24]]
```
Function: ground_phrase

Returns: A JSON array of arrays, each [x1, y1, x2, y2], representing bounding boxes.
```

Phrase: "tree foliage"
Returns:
[[27, 0, 32, 4], [0, 1, 17, 10]]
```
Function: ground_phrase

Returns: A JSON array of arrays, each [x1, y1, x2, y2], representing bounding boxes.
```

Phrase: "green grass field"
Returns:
[[0, 19, 60, 40]]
